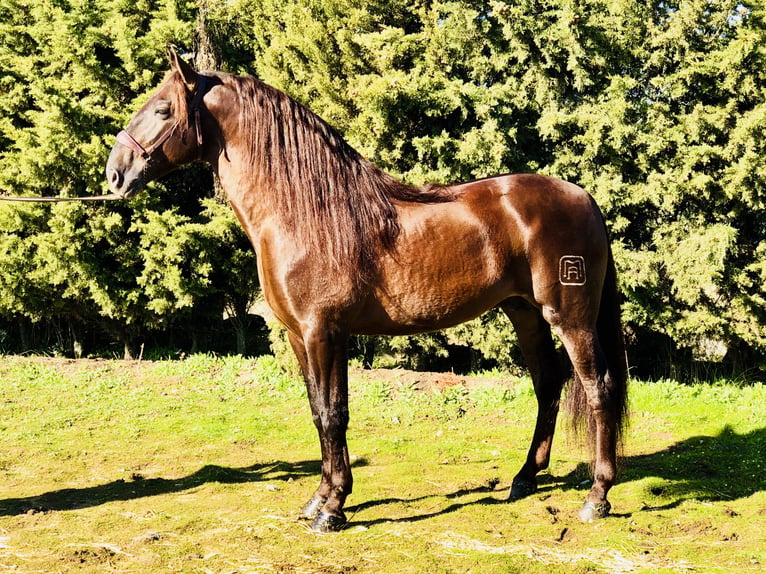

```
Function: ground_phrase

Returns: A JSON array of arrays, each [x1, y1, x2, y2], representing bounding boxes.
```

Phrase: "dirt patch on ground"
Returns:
[[17, 356, 515, 393], [350, 366, 514, 392], [58, 544, 122, 568]]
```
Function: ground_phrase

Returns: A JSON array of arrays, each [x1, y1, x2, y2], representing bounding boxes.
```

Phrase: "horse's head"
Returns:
[[106, 48, 210, 198]]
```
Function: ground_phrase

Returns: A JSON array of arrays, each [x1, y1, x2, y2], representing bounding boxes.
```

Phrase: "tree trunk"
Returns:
[[195, 0, 218, 71], [18, 317, 33, 352], [123, 339, 133, 360], [236, 324, 247, 356], [191, 332, 199, 355]]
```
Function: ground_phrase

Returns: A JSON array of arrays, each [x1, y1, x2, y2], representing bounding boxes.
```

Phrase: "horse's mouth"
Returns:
[[107, 168, 144, 199], [120, 179, 144, 198]]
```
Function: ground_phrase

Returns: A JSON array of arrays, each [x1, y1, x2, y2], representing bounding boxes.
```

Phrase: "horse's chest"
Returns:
[[257, 248, 357, 328]]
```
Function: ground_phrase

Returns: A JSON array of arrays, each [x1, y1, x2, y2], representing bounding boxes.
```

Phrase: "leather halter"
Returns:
[[0, 77, 210, 204], [116, 75, 209, 161]]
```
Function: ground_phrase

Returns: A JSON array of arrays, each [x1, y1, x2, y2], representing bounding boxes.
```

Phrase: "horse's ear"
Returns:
[[167, 46, 199, 93]]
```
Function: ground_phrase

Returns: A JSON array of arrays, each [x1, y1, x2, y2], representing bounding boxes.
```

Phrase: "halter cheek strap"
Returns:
[[116, 124, 178, 160], [190, 75, 207, 147], [116, 75, 209, 161]]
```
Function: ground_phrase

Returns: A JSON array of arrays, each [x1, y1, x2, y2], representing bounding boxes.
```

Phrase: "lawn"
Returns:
[[0, 354, 763, 573]]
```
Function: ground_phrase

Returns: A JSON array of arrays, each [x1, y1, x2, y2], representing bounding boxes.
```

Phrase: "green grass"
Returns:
[[0, 355, 764, 573]]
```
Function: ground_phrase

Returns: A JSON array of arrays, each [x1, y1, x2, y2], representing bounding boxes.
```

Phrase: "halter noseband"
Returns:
[[116, 75, 209, 161]]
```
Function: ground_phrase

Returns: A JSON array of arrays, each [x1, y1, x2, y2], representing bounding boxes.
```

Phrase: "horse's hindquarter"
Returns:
[[353, 174, 608, 335], [504, 175, 609, 327]]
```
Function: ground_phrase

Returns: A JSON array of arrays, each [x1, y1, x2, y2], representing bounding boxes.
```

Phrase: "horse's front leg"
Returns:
[[501, 300, 567, 500], [289, 326, 352, 532]]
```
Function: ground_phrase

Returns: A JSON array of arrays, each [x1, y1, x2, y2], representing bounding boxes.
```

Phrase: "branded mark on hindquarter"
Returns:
[[559, 255, 586, 286]]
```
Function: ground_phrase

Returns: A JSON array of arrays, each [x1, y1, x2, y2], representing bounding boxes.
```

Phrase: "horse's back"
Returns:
[[457, 173, 602, 232], [435, 173, 608, 276]]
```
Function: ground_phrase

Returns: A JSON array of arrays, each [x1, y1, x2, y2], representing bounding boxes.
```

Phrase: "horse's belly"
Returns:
[[353, 283, 513, 336], [351, 246, 529, 335]]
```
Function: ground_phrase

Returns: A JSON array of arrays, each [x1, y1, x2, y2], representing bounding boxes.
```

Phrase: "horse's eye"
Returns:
[[155, 104, 171, 119]]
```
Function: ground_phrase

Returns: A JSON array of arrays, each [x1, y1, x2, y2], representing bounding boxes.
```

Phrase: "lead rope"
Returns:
[[0, 193, 123, 202]]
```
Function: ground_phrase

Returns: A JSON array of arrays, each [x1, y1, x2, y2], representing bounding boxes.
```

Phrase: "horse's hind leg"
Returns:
[[501, 298, 567, 500], [555, 325, 619, 522]]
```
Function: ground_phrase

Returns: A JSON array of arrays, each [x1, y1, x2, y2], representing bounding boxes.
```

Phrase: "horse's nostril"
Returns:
[[108, 168, 123, 190]]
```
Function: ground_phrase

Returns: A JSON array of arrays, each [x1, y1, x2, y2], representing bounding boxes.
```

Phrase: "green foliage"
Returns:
[[132, 197, 258, 323], [535, 0, 766, 368], [219, 0, 766, 376], [0, 0, 259, 357], [368, 311, 521, 374], [265, 319, 303, 377], [222, 0, 548, 182], [0, 0, 193, 196], [1, 0, 765, 374], [444, 309, 521, 372]]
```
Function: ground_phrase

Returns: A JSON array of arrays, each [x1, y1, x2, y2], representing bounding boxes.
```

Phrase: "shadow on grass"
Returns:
[[618, 425, 766, 510], [349, 425, 766, 525], [344, 489, 508, 528], [0, 460, 323, 516], [2, 426, 763, 523], [544, 425, 766, 515]]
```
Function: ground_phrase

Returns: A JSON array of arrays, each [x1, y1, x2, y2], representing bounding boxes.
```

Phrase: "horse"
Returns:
[[106, 49, 628, 532]]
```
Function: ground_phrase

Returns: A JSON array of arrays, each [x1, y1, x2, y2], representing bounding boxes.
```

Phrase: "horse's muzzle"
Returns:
[[106, 146, 145, 198]]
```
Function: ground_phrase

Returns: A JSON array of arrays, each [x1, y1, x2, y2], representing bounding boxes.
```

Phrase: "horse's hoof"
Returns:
[[298, 494, 327, 520], [310, 511, 347, 533], [508, 477, 537, 500], [579, 499, 611, 522]]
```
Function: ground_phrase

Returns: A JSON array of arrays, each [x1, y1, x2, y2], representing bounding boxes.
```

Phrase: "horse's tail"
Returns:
[[565, 241, 629, 450]]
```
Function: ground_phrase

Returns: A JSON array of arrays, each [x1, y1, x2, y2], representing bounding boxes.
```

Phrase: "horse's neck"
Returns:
[[211, 144, 272, 246]]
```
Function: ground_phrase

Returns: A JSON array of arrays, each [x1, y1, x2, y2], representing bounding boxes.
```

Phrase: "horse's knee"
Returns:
[[313, 406, 349, 435]]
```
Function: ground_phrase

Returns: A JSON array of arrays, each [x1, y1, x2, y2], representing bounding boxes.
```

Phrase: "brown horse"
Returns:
[[107, 49, 628, 532]]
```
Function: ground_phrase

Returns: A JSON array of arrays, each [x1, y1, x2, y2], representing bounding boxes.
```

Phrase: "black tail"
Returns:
[[565, 243, 629, 448]]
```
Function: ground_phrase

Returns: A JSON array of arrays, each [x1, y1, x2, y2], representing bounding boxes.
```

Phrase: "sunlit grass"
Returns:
[[0, 355, 763, 573]]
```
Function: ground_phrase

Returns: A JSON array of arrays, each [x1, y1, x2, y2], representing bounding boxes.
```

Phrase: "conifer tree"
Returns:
[[1, 0, 764, 373], [0, 0, 258, 356], [214, 0, 766, 375]]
